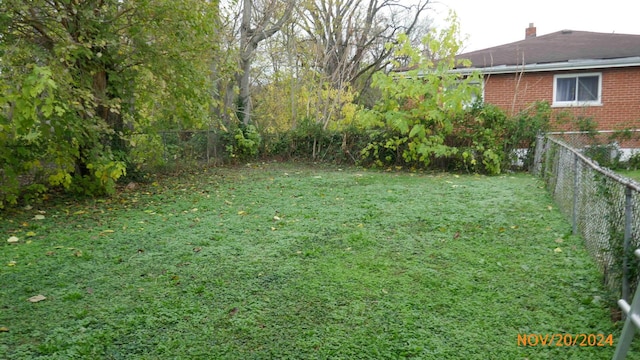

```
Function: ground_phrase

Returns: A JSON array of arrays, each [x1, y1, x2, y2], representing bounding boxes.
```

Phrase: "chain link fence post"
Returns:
[[623, 186, 633, 303], [573, 153, 579, 235]]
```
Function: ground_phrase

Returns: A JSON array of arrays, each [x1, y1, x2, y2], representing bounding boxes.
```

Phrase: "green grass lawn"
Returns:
[[0, 163, 627, 359], [617, 169, 640, 183]]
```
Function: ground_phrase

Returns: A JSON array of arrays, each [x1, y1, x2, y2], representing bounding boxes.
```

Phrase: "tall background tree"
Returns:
[[226, 0, 432, 132], [237, 0, 294, 125]]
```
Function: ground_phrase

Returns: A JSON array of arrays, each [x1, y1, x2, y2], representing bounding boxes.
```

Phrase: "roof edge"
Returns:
[[451, 57, 640, 75]]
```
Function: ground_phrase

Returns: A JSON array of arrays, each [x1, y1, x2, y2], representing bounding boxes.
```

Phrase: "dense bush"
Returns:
[[627, 152, 640, 170], [260, 118, 369, 163], [255, 99, 551, 174], [222, 124, 262, 161], [358, 101, 550, 174]]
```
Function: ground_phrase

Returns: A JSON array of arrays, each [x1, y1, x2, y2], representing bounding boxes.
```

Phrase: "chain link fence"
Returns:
[[533, 132, 640, 304], [130, 130, 226, 169]]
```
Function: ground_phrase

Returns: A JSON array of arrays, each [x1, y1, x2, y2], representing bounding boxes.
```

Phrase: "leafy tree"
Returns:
[[358, 14, 482, 169], [0, 0, 220, 207]]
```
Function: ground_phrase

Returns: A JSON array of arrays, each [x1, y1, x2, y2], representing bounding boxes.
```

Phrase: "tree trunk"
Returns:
[[237, 54, 253, 125], [93, 69, 124, 152], [236, 0, 294, 126]]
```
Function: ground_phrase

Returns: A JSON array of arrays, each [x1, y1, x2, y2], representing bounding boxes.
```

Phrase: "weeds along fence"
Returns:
[[533, 131, 640, 303], [138, 130, 363, 167]]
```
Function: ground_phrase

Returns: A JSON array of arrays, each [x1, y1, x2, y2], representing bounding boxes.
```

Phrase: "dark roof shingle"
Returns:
[[457, 30, 640, 68]]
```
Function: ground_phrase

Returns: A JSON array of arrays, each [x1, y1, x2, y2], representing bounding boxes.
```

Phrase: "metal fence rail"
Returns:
[[533, 134, 640, 302]]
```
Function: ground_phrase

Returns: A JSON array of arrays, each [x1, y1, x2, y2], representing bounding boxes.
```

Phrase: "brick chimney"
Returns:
[[525, 23, 537, 38]]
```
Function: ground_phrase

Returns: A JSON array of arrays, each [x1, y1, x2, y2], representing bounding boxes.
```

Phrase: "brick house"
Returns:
[[455, 24, 640, 131]]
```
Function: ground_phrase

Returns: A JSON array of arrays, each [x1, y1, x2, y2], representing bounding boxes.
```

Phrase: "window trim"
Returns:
[[552, 72, 602, 107]]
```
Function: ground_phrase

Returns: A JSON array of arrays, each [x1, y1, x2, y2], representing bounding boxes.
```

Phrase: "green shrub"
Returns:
[[584, 143, 621, 169], [447, 103, 509, 174], [626, 152, 640, 170], [224, 124, 262, 161]]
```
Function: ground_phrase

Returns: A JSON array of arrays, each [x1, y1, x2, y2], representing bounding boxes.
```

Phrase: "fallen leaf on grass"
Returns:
[[0, 326, 8, 332], [27, 295, 46, 303], [73, 250, 83, 257], [73, 210, 86, 215], [7, 261, 16, 266], [273, 215, 281, 221], [193, 247, 202, 253], [7, 236, 19, 243], [26, 231, 36, 237], [555, 238, 563, 243], [554, 247, 563, 253], [99, 229, 115, 235], [237, 210, 246, 215], [34, 215, 45, 220]]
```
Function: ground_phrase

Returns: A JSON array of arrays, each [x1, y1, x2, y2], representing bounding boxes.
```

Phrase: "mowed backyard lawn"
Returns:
[[0, 164, 627, 359]]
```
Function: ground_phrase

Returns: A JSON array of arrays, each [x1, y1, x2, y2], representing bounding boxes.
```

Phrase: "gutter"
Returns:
[[449, 56, 640, 75]]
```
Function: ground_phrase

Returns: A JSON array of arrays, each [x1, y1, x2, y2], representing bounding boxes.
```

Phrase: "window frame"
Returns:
[[552, 72, 602, 107], [444, 77, 484, 109]]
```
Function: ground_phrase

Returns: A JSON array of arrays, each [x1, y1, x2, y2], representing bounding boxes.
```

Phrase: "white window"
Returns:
[[445, 79, 484, 109], [553, 73, 602, 107]]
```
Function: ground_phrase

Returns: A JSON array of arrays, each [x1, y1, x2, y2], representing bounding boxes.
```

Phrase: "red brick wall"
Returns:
[[483, 67, 640, 131]]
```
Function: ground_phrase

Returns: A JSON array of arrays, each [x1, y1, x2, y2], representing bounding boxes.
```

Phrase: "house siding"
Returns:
[[483, 67, 640, 131]]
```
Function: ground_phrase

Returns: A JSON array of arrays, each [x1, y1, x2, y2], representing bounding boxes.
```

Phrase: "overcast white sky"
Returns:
[[431, 0, 640, 53]]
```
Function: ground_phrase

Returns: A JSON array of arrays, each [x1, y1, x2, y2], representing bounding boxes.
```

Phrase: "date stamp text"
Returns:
[[517, 333, 614, 347]]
